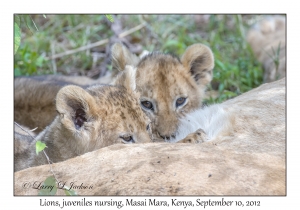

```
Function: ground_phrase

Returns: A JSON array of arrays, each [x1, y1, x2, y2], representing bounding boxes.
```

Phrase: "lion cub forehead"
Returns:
[[88, 85, 126, 98], [137, 52, 181, 69], [136, 52, 190, 81], [135, 54, 196, 97], [86, 85, 138, 107]]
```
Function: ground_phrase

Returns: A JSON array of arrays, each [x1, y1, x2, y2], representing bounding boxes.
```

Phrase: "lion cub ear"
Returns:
[[56, 85, 96, 130], [181, 43, 214, 86], [111, 65, 137, 93], [111, 43, 140, 72]]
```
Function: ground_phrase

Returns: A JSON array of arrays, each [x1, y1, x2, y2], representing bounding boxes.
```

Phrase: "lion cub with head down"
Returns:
[[111, 43, 214, 142], [14, 66, 151, 172], [14, 43, 214, 143]]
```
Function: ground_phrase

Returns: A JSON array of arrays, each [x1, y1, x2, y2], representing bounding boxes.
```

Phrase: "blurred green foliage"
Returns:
[[14, 14, 265, 104]]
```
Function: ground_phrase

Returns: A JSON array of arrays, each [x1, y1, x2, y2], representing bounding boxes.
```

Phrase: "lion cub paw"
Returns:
[[177, 128, 207, 143]]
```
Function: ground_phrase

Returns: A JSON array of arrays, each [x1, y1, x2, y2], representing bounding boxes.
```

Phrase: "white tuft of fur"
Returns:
[[139, 50, 150, 59], [125, 65, 137, 91], [170, 104, 231, 143]]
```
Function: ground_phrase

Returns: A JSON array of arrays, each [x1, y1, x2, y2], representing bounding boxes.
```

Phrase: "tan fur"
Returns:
[[14, 78, 285, 195], [14, 123, 35, 137], [177, 128, 208, 143], [111, 43, 140, 77], [14, 67, 151, 172], [14, 77, 64, 133], [247, 15, 286, 82], [111, 43, 214, 142], [14, 124, 35, 155], [15, 43, 214, 143], [13, 45, 140, 134], [14, 74, 112, 133]]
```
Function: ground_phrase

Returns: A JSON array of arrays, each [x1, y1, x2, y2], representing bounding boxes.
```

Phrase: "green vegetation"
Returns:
[[35, 140, 46, 155], [14, 14, 266, 104]]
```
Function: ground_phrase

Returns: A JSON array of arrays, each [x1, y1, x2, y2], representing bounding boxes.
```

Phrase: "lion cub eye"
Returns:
[[176, 97, 186, 107], [141, 101, 154, 110], [120, 135, 135, 144]]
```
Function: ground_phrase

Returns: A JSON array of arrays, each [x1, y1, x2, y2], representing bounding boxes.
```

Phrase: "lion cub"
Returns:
[[14, 66, 151, 172], [14, 43, 214, 142], [111, 43, 214, 142]]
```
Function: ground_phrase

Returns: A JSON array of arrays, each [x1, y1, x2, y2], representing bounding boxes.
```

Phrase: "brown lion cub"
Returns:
[[111, 43, 214, 142], [14, 66, 151, 172]]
